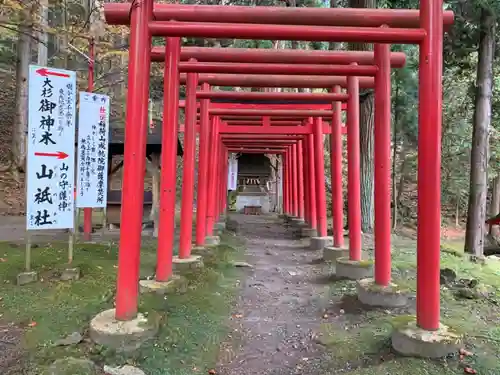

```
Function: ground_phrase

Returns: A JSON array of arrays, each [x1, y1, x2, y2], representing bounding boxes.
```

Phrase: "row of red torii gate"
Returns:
[[90, 0, 459, 358]]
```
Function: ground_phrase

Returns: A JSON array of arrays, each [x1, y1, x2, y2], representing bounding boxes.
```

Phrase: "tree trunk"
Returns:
[[392, 84, 400, 229], [396, 144, 409, 208], [12, 7, 33, 173], [392, 143, 398, 228], [464, 7, 496, 256], [59, 0, 69, 69], [38, 0, 48, 66], [329, 0, 341, 51], [359, 93, 374, 231], [489, 176, 500, 236], [120, 31, 128, 115], [348, 0, 376, 233], [146, 154, 161, 237], [267, 40, 285, 93]]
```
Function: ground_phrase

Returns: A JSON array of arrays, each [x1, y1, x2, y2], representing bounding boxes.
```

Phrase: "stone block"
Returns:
[[214, 221, 226, 231], [205, 235, 221, 246], [301, 227, 317, 238], [391, 317, 462, 358], [17, 271, 38, 286], [323, 246, 348, 262], [335, 257, 373, 280], [310, 236, 333, 251], [290, 218, 305, 227], [89, 309, 159, 352], [172, 255, 204, 273], [357, 278, 408, 308], [139, 275, 186, 295], [60, 267, 81, 281]]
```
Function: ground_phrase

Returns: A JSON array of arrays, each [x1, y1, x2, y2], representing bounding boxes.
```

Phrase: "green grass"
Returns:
[[316, 236, 500, 374], [0, 233, 245, 375], [76, 209, 106, 223], [3, 229, 500, 375], [346, 358, 456, 375], [0, 242, 119, 345]]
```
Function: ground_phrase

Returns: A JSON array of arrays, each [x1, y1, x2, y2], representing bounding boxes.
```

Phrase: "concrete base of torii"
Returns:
[[391, 317, 463, 359], [172, 255, 204, 273], [323, 246, 348, 262], [214, 221, 226, 232], [301, 227, 317, 238], [139, 274, 186, 295], [205, 235, 221, 246], [89, 309, 159, 352], [310, 236, 333, 251], [289, 217, 305, 227], [335, 257, 373, 280], [356, 278, 408, 308]]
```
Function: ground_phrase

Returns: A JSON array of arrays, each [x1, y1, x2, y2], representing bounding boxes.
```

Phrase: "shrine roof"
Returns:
[[109, 119, 183, 157]]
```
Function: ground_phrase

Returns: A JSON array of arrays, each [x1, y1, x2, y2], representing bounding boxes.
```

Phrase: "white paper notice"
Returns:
[[76, 92, 110, 208], [227, 154, 238, 191], [26, 65, 76, 230]]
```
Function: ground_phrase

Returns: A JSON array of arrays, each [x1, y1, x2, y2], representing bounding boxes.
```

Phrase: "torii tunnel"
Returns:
[[100, 0, 454, 353]]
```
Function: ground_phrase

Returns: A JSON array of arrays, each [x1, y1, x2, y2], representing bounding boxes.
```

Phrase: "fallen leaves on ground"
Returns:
[[464, 367, 477, 374], [459, 349, 476, 374], [459, 348, 473, 357]]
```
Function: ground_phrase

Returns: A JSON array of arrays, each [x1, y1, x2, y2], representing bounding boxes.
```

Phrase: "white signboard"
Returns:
[[26, 65, 76, 230], [76, 92, 110, 208], [227, 154, 238, 191]]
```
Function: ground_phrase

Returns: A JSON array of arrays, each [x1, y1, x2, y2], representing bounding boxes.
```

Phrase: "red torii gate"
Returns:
[[222, 135, 304, 221], [150, 46, 407, 66], [96, 0, 455, 358], [192, 99, 345, 254]]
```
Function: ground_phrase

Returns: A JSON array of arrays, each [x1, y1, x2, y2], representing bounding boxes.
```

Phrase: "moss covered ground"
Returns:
[[0, 234, 245, 375], [1, 228, 499, 375], [311, 236, 500, 374]]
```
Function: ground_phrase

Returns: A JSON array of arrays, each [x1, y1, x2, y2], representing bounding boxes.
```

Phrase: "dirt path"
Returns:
[[0, 321, 24, 375], [217, 214, 333, 375]]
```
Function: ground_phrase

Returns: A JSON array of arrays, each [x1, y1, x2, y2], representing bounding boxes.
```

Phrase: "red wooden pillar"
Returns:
[[286, 147, 291, 215], [297, 140, 305, 220], [215, 147, 221, 217], [83, 40, 95, 241], [178, 68, 198, 258], [195, 82, 211, 246], [313, 117, 327, 237], [374, 42, 392, 286], [156, 37, 180, 282], [218, 147, 224, 217], [216, 147, 221, 217], [288, 148, 293, 216], [330, 85, 344, 248], [206, 117, 220, 234], [347, 69, 362, 261], [114, 0, 152, 321], [291, 144, 298, 217], [303, 138, 310, 224], [221, 147, 229, 216], [307, 130, 317, 230], [278, 153, 286, 215], [283, 153, 288, 214], [283, 148, 291, 216], [417, 0, 443, 331]]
